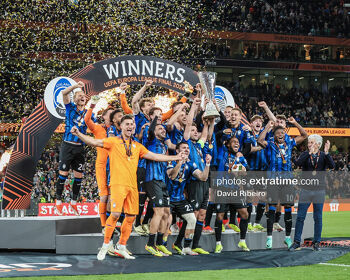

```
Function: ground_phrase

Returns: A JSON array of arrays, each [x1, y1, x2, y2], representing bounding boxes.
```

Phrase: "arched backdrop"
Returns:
[[2, 56, 200, 209]]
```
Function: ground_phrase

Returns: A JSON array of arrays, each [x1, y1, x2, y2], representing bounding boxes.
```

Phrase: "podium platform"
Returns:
[[0, 213, 314, 254]]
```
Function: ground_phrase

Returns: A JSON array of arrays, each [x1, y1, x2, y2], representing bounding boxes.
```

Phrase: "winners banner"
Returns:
[[2, 56, 199, 209]]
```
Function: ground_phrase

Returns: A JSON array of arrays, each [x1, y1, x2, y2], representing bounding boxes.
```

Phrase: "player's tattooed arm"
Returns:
[[257, 120, 274, 148], [61, 81, 84, 105], [193, 154, 212, 181], [167, 161, 183, 180]]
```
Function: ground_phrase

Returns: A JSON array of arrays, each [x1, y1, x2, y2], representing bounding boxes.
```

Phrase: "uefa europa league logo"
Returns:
[[198, 72, 220, 119]]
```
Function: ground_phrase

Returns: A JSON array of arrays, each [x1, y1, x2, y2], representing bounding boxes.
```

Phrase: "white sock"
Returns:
[[118, 244, 126, 250], [71, 200, 77, 205], [216, 241, 222, 246], [240, 239, 245, 243], [253, 223, 259, 226], [285, 235, 290, 238], [267, 235, 272, 239], [56, 200, 62, 205], [102, 242, 109, 248]]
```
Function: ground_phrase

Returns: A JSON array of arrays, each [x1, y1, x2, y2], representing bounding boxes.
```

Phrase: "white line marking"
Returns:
[[319, 263, 350, 267]]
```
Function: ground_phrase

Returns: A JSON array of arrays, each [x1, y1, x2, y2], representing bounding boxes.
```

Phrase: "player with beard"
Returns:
[[55, 81, 88, 215], [258, 119, 308, 249], [169, 142, 211, 255], [144, 116, 182, 256], [134, 107, 178, 236], [108, 109, 124, 137], [84, 95, 114, 232], [183, 97, 211, 254], [71, 115, 185, 260], [245, 115, 268, 232]]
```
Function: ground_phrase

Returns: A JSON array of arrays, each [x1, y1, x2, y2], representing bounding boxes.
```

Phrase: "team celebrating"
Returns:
[[55, 78, 333, 260]]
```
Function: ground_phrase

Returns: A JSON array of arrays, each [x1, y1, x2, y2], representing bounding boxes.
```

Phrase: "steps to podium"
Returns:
[[0, 213, 314, 254], [57, 229, 299, 254]]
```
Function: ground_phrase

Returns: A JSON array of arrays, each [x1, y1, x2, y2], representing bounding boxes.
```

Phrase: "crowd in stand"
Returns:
[[1, 0, 349, 37], [31, 145, 99, 203]]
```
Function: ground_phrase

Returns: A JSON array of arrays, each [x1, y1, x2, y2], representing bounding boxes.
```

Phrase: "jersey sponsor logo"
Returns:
[[44, 77, 76, 119]]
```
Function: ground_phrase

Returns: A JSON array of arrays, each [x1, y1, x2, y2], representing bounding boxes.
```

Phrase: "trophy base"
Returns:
[[203, 111, 220, 119]]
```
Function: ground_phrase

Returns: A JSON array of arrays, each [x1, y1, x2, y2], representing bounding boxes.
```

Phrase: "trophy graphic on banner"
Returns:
[[198, 71, 220, 119]]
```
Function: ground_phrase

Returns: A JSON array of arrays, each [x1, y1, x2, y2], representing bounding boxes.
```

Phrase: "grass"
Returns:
[[322, 211, 350, 238], [1, 211, 349, 280]]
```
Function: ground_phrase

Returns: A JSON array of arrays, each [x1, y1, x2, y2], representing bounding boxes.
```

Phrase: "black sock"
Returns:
[[205, 204, 214, 227], [275, 211, 281, 223], [172, 212, 177, 226], [247, 204, 253, 224], [184, 238, 192, 248], [192, 221, 204, 249], [147, 233, 156, 247], [143, 204, 153, 225], [284, 208, 292, 236], [215, 219, 223, 242], [72, 178, 82, 201], [255, 203, 266, 224], [223, 211, 228, 221], [229, 206, 237, 225], [175, 220, 187, 247], [119, 213, 125, 224], [239, 218, 248, 239], [55, 175, 67, 200], [156, 233, 164, 246], [266, 209, 276, 235], [135, 194, 147, 227]]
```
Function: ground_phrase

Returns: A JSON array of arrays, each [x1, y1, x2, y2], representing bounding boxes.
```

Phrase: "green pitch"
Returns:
[[2, 211, 349, 280]]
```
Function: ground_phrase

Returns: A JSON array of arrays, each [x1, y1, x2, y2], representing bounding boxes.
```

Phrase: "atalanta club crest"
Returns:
[[44, 77, 77, 119]]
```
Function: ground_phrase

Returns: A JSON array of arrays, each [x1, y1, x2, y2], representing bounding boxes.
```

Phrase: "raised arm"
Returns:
[[162, 96, 188, 122], [199, 119, 209, 143], [119, 82, 133, 114], [288, 117, 308, 145], [132, 80, 153, 114], [207, 118, 215, 141], [166, 103, 189, 132], [167, 161, 184, 180], [148, 116, 158, 142], [193, 154, 211, 181], [258, 101, 276, 122], [70, 127, 103, 147], [61, 81, 84, 105], [257, 120, 274, 148], [84, 95, 100, 132], [324, 140, 335, 169], [183, 97, 201, 141]]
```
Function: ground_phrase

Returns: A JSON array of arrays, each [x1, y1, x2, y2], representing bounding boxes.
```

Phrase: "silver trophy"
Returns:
[[198, 71, 220, 119]]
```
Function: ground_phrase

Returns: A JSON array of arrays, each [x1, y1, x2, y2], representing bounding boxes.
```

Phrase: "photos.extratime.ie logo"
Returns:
[[210, 171, 349, 205]]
